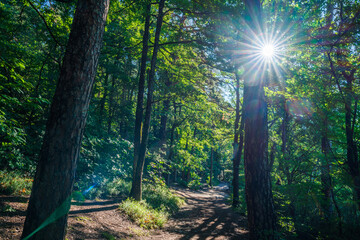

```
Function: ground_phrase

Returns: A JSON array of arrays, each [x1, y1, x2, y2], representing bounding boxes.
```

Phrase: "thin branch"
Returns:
[[27, 0, 64, 47], [327, 51, 346, 102]]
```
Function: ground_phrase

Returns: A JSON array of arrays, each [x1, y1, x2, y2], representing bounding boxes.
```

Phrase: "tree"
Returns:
[[232, 70, 244, 208], [130, 0, 166, 201], [21, 0, 110, 239], [242, 0, 277, 239]]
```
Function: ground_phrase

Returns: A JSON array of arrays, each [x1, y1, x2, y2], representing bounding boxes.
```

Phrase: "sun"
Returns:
[[261, 44, 275, 58]]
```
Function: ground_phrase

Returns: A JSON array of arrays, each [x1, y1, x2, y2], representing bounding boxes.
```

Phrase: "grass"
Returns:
[[74, 178, 185, 229], [143, 184, 185, 214], [101, 232, 116, 240], [75, 216, 91, 222], [118, 184, 185, 229], [0, 170, 33, 195], [0, 203, 16, 213], [119, 198, 168, 229]]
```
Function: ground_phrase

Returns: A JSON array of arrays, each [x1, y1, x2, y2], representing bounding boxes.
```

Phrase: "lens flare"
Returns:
[[262, 44, 275, 58]]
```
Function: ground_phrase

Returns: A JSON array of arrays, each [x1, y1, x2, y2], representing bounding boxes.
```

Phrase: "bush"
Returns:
[[143, 184, 185, 214], [119, 198, 168, 229], [0, 170, 33, 195], [117, 183, 184, 229]]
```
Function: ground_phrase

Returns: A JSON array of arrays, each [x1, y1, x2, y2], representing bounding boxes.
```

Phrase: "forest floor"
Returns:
[[0, 183, 249, 239]]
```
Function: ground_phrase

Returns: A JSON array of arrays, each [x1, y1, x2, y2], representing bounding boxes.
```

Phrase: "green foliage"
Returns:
[[188, 177, 202, 190], [74, 178, 131, 200], [0, 203, 16, 213], [118, 198, 168, 229], [101, 232, 116, 240], [1, 0, 360, 239], [143, 184, 185, 214], [76, 137, 133, 189], [115, 183, 184, 229], [0, 170, 33, 195]]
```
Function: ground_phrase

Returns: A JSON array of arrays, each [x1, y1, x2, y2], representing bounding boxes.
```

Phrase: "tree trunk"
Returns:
[[243, 1, 277, 239], [131, 0, 166, 201], [343, 71, 360, 210], [210, 148, 214, 187], [21, 1, 109, 239], [233, 70, 244, 208], [131, 1, 151, 190]]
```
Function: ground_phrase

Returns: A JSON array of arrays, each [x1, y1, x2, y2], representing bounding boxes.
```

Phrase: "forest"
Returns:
[[0, 0, 360, 239]]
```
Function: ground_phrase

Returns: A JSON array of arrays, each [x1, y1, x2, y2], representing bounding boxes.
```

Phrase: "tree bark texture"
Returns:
[[243, 0, 277, 239], [131, 0, 166, 201], [21, 1, 109, 239]]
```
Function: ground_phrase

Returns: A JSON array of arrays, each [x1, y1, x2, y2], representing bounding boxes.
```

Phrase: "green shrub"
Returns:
[[143, 184, 185, 214], [0, 170, 33, 195], [105, 178, 131, 197], [188, 179, 201, 190], [119, 198, 168, 229]]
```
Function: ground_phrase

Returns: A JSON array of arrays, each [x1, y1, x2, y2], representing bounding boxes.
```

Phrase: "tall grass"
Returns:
[[119, 199, 168, 229]]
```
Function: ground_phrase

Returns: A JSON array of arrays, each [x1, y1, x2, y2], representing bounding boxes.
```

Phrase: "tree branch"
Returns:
[[27, 0, 64, 47]]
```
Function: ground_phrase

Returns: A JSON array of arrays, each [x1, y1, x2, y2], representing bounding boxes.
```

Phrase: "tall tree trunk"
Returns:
[[243, 1, 277, 239], [343, 71, 360, 210], [130, 0, 166, 201], [21, 1, 109, 239], [233, 70, 244, 208], [280, 97, 296, 225], [131, 1, 151, 190], [210, 148, 214, 187]]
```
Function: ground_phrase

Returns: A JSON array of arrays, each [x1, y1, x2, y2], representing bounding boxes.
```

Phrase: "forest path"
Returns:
[[0, 184, 248, 240], [144, 184, 249, 240]]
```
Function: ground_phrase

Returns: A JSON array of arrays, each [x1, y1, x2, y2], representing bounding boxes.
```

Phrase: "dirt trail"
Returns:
[[146, 184, 249, 240], [0, 184, 248, 240]]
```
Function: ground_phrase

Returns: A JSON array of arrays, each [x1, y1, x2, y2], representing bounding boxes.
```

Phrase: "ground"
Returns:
[[0, 184, 248, 239]]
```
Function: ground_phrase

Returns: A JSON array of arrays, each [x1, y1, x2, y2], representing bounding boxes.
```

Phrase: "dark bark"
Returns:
[[21, 1, 109, 239], [210, 148, 214, 187], [280, 97, 297, 225], [131, 0, 166, 201], [343, 71, 360, 210], [232, 71, 244, 208], [243, 0, 277, 239], [131, 1, 151, 190]]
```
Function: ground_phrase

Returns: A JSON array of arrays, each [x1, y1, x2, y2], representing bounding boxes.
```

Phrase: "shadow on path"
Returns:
[[148, 185, 249, 240]]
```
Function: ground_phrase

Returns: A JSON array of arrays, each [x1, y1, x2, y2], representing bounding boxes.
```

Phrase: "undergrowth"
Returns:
[[118, 184, 185, 229], [0, 170, 33, 195], [74, 178, 185, 229], [143, 184, 185, 214], [119, 199, 168, 229]]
